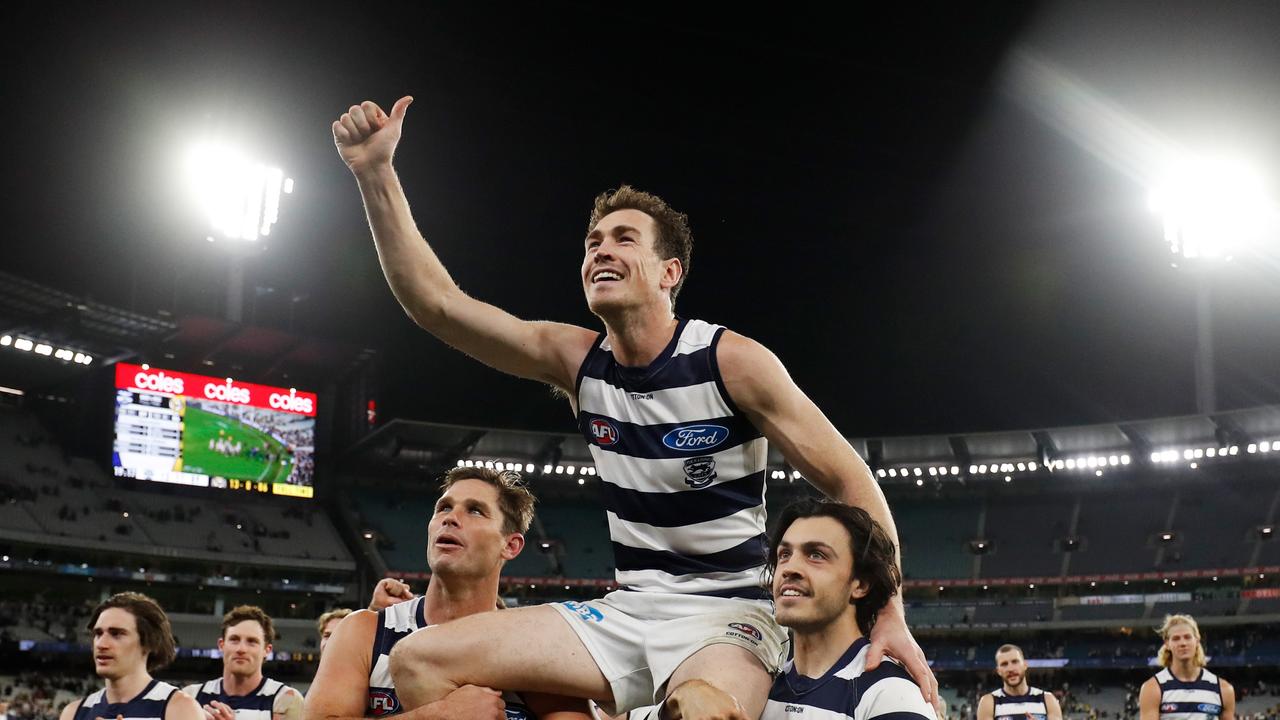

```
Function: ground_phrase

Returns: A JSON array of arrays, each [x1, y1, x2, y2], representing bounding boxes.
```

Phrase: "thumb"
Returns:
[[390, 95, 414, 122], [864, 638, 886, 671]]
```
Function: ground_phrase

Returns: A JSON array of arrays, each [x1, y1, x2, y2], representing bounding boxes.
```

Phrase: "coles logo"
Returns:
[[203, 378, 251, 405], [368, 691, 400, 716], [727, 622, 763, 642], [269, 388, 314, 414], [590, 418, 618, 446], [662, 424, 728, 452], [133, 369, 185, 395]]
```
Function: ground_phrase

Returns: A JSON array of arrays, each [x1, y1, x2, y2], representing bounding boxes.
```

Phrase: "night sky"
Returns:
[[5, 1, 1280, 438]]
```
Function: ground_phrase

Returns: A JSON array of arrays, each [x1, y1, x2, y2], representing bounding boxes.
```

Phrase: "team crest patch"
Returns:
[[683, 456, 717, 488], [561, 601, 604, 623], [726, 622, 763, 643], [369, 690, 400, 716], [590, 418, 618, 446]]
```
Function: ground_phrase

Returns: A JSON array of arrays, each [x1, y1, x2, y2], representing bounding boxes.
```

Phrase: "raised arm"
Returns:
[[716, 331, 935, 702], [332, 97, 596, 391]]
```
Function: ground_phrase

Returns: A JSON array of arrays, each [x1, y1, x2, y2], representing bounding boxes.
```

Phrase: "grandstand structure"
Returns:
[[2, 272, 1279, 717]]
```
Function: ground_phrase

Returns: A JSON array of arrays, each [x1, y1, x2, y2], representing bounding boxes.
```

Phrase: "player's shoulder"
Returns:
[[166, 688, 204, 718], [59, 697, 84, 720]]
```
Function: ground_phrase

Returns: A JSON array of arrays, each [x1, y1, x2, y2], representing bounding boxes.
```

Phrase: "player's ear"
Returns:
[[501, 532, 525, 560], [849, 577, 869, 602], [659, 257, 683, 292]]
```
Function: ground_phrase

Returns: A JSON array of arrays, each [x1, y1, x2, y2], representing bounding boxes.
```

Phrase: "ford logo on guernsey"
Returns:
[[662, 424, 728, 452]]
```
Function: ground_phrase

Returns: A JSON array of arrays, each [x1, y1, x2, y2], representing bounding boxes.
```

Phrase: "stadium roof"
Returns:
[[346, 403, 1280, 484]]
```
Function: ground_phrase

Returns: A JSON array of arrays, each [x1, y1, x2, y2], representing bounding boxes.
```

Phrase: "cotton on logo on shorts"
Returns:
[[726, 622, 762, 643], [561, 601, 604, 623]]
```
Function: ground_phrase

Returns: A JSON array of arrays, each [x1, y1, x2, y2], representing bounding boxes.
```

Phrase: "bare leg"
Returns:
[[663, 644, 771, 720], [389, 605, 612, 709]]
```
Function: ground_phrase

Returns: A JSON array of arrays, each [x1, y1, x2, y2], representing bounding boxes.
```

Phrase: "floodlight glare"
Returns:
[[186, 142, 293, 241], [1149, 156, 1276, 261]]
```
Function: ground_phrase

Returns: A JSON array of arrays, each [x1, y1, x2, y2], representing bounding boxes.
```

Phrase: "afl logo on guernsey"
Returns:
[[663, 424, 728, 452], [590, 419, 618, 446], [369, 691, 399, 716]]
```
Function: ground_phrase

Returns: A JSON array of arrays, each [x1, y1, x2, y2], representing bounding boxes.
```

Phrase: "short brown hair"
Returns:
[[767, 499, 901, 636], [87, 592, 176, 672], [441, 466, 536, 535], [316, 608, 353, 636], [587, 185, 693, 307], [996, 644, 1024, 660], [222, 605, 275, 644]]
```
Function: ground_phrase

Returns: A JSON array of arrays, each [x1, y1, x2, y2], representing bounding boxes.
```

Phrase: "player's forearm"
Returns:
[[354, 164, 462, 330]]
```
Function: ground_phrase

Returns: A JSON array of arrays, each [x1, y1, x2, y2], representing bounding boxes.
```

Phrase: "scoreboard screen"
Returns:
[[112, 363, 317, 498]]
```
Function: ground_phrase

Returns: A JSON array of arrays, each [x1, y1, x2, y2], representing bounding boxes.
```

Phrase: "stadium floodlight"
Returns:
[[1149, 156, 1276, 262], [186, 142, 293, 242], [951, 466, 960, 475]]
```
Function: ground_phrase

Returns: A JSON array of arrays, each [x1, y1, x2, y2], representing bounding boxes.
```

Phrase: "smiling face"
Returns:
[[582, 209, 682, 319], [772, 516, 867, 634], [219, 619, 269, 679], [427, 478, 522, 578], [92, 607, 149, 681]]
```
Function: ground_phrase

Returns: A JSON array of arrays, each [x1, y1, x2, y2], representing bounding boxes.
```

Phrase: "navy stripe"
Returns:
[[579, 411, 761, 459], [580, 349, 719, 395], [573, 332, 606, 398], [1161, 703, 1222, 714], [995, 695, 1047, 707], [1159, 679, 1220, 692], [869, 713, 936, 720], [601, 471, 765, 527], [612, 534, 768, 575], [773, 661, 918, 717], [75, 681, 172, 720], [707, 326, 744, 417]]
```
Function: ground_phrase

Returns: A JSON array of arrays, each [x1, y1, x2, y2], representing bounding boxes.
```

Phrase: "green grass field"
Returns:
[[181, 404, 293, 484]]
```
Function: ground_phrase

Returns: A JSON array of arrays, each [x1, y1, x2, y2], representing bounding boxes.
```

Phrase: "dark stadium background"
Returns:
[[2, 2, 1279, 719]]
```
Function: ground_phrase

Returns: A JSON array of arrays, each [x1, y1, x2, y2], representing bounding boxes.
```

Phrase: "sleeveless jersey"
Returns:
[[75, 679, 179, 720], [575, 318, 769, 598]]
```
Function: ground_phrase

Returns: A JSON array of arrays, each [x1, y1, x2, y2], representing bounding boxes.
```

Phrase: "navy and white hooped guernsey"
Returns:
[[575, 318, 769, 598], [74, 679, 179, 720], [762, 637, 937, 720], [1156, 668, 1224, 720], [991, 686, 1049, 720], [190, 677, 292, 720], [366, 597, 535, 719]]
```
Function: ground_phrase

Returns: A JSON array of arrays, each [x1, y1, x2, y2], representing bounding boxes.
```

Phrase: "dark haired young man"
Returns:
[[758, 500, 937, 720], [332, 94, 931, 720], [182, 606, 304, 720], [60, 593, 203, 720]]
